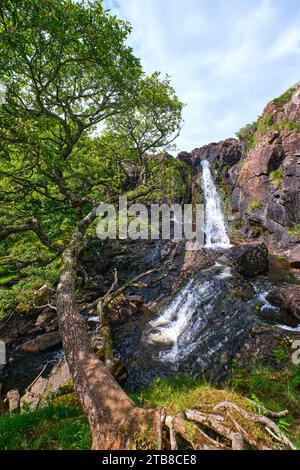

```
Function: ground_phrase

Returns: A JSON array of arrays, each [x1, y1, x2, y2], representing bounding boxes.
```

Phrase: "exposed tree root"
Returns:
[[158, 401, 296, 451]]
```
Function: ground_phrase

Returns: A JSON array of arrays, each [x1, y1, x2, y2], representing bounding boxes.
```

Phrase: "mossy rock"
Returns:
[[51, 392, 80, 408]]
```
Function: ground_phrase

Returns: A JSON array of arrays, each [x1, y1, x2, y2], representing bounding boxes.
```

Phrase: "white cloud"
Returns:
[[104, 0, 300, 151]]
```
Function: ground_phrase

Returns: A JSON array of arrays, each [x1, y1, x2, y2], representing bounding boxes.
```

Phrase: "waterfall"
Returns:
[[201, 160, 230, 248], [146, 263, 233, 367], [144, 162, 232, 366]]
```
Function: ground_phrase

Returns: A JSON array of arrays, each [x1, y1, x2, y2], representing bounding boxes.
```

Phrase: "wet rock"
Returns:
[[191, 139, 242, 169], [285, 246, 300, 268], [35, 310, 56, 329], [127, 295, 144, 307], [227, 243, 269, 277], [20, 331, 61, 353], [6, 389, 20, 414], [269, 285, 300, 322]]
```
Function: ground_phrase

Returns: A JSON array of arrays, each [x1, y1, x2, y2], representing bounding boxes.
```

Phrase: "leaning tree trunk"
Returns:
[[56, 215, 160, 450]]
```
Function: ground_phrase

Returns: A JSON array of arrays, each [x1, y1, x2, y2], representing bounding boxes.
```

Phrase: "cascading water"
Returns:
[[112, 161, 297, 390], [144, 160, 232, 366], [201, 160, 231, 248], [147, 264, 233, 366], [142, 161, 234, 369]]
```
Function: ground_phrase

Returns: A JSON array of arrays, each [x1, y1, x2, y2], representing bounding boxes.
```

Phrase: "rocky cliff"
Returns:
[[179, 83, 300, 268]]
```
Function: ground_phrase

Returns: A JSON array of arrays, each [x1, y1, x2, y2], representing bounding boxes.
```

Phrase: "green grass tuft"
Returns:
[[269, 169, 284, 188], [248, 199, 261, 212], [0, 405, 91, 450]]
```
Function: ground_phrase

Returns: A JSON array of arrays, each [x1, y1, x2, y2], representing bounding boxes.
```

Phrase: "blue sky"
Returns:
[[103, 0, 300, 151]]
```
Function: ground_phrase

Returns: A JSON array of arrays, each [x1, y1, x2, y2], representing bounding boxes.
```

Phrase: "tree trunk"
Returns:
[[56, 218, 159, 450]]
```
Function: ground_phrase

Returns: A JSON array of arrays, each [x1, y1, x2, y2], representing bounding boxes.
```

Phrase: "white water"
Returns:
[[145, 162, 233, 364], [277, 324, 300, 332], [147, 277, 217, 363], [201, 160, 231, 248]]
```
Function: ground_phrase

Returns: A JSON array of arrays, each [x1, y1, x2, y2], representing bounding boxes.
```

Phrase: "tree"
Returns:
[[0, 0, 183, 448]]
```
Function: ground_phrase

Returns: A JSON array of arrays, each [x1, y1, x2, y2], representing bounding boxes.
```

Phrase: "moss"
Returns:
[[133, 374, 288, 449], [268, 255, 299, 285], [248, 199, 261, 212], [55, 380, 74, 397], [132, 374, 252, 416], [51, 393, 80, 408], [269, 169, 284, 188]]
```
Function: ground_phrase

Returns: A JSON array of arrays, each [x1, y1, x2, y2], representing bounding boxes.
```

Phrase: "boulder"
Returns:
[[20, 377, 48, 412], [41, 359, 71, 402], [20, 359, 71, 411], [34, 283, 53, 305], [35, 310, 56, 329], [6, 389, 20, 414], [227, 243, 269, 277], [285, 246, 300, 269], [269, 285, 300, 322], [20, 331, 61, 353]]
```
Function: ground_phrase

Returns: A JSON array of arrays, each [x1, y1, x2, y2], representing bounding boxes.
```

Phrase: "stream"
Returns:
[[112, 161, 279, 391]]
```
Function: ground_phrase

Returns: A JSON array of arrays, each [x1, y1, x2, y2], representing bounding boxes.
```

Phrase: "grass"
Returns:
[[236, 86, 299, 149], [288, 224, 300, 238], [273, 87, 296, 107], [0, 405, 91, 450], [132, 374, 253, 416], [269, 169, 284, 188], [228, 358, 300, 446], [1, 361, 299, 450]]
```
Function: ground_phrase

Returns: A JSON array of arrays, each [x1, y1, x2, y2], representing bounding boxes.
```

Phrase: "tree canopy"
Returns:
[[0, 0, 184, 318]]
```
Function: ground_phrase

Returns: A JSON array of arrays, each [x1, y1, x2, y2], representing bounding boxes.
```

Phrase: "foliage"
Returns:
[[228, 360, 300, 444], [288, 224, 300, 238], [132, 374, 251, 415], [0, 0, 183, 319], [0, 260, 60, 319], [248, 199, 261, 212], [0, 405, 91, 450], [236, 86, 299, 149], [236, 121, 258, 149], [269, 169, 284, 188], [273, 87, 296, 107]]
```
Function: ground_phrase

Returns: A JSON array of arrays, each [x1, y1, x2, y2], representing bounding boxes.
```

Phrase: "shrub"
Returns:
[[273, 87, 296, 107], [236, 121, 258, 149]]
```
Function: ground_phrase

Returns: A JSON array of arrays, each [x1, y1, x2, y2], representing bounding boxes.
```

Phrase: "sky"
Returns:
[[102, 0, 300, 152]]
